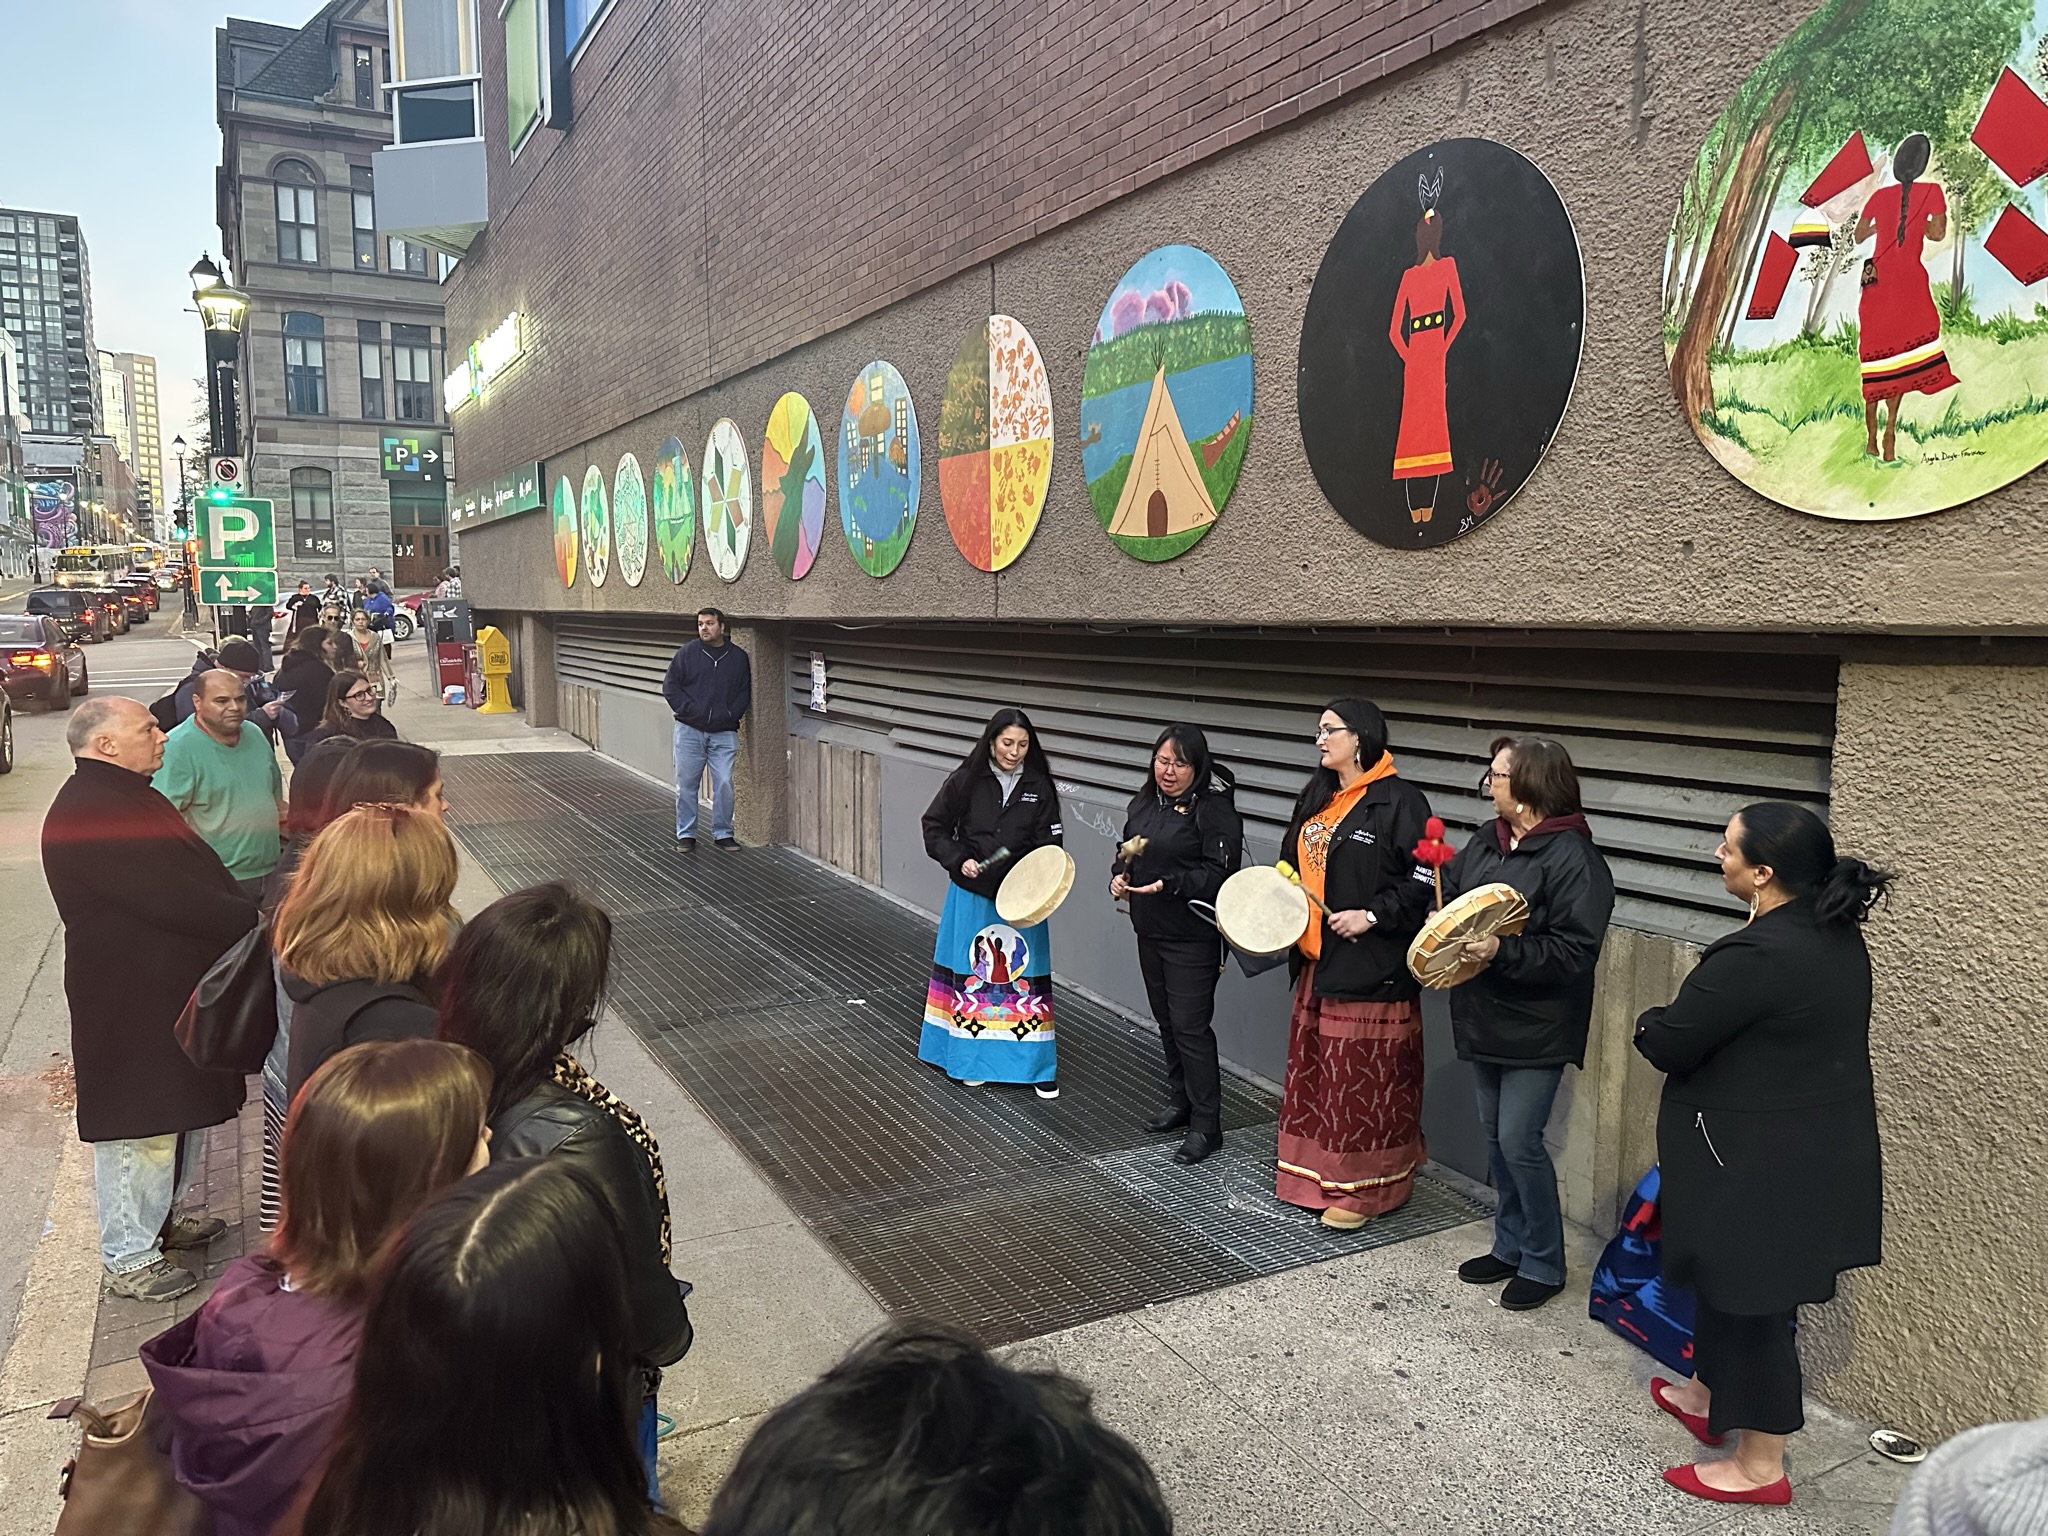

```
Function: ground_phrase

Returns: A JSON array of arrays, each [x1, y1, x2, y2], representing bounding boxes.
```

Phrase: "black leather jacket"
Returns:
[[1111, 774, 1242, 942]]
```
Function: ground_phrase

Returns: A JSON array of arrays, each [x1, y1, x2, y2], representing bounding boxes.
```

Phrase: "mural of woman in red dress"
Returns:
[[1388, 172, 1468, 522], [1855, 132, 1960, 462]]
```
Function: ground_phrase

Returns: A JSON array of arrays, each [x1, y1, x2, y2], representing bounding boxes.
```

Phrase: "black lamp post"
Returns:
[[189, 254, 249, 459]]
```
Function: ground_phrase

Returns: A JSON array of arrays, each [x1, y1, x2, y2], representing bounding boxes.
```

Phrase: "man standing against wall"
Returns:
[[155, 669, 285, 897], [663, 607, 751, 850]]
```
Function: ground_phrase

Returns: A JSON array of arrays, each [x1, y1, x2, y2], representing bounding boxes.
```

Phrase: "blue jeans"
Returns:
[[1471, 1062, 1567, 1287], [93, 1129, 204, 1272], [673, 723, 737, 841], [638, 1394, 662, 1506]]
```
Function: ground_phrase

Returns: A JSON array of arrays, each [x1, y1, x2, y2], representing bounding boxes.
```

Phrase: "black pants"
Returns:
[[1136, 935, 1224, 1135], [1694, 1299, 1803, 1437]]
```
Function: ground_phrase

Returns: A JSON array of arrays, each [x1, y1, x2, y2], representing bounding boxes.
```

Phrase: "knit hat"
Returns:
[[217, 638, 261, 673], [1890, 1419, 2048, 1536]]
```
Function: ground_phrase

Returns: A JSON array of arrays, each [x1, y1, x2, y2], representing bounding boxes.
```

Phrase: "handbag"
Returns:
[[174, 922, 279, 1074], [50, 1388, 212, 1536], [1587, 1165, 1698, 1377]]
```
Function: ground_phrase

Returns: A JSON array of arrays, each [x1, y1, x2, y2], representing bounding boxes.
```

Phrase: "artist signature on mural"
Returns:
[[1919, 449, 1985, 463]]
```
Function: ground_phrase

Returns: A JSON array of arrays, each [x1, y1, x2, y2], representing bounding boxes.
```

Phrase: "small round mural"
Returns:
[[938, 315, 1054, 572], [762, 392, 827, 580], [701, 418, 752, 582], [652, 435, 695, 583], [551, 473, 578, 588], [580, 465, 610, 587], [837, 361, 920, 577], [614, 453, 649, 587]]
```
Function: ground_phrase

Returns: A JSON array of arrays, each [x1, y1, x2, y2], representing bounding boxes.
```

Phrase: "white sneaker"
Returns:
[[961, 1080, 987, 1088], [1034, 1081, 1060, 1100]]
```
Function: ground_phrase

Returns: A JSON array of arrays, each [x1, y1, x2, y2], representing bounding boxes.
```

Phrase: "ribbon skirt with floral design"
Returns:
[[918, 883, 1057, 1085], [1276, 962, 1425, 1216]]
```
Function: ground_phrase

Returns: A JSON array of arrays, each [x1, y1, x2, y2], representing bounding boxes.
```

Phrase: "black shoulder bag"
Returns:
[[173, 922, 279, 1074]]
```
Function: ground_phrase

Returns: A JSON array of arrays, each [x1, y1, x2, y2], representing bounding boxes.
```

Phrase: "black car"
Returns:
[[118, 574, 161, 612], [87, 588, 130, 636], [112, 579, 154, 624], [0, 614, 87, 709], [24, 588, 112, 644]]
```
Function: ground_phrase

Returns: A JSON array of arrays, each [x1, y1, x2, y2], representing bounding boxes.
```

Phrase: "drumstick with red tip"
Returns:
[[1411, 817, 1456, 910]]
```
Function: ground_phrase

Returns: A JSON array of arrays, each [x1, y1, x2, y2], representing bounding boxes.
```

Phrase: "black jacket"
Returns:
[[492, 1084, 694, 1369], [270, 654, 333, 720], [661, 639, 752, 733], [307, 714, 399, 747], [1110, 774, 1242, 943], [922, 761, 1064, 901], [1634, 898, 1883, 1313], [1440, 816, 1615, 1067], [1281, 775, 1434, 1002], [281, 972, 437, 1104], [41, 758, 258, 1142]]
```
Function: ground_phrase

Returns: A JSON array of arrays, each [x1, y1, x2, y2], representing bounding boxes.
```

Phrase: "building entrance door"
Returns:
[[392, 526, 445, 588]]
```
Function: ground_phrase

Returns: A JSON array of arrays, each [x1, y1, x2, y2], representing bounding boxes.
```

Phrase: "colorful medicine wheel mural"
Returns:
[[1665, 0, 2048, 519], [1298, 138, 1584, 549], [579, 464, 610, 586], [551, 473, 578, 587], [762, 392, 827, 580], [1080, 245, 1252, 562], [838, 361, 921, 577], [701, 418, 752, 582], [652, 435, 695, 584], [613, 452, 649, 587], [938, 315, 1055, 572]]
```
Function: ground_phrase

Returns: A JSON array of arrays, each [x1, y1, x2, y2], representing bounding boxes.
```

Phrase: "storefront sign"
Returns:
[[451, 462, 544, 530], [444, 311, 525, 412], [381, 430, 446, 483]]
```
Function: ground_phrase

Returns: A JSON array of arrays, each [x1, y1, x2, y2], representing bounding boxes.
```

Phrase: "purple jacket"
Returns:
[[139, 1255, 361, 1536]]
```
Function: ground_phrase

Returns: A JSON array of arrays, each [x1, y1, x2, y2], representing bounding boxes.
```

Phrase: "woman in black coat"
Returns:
[[1441, 736, 1614, 1311], [1634, 801, 1891, 1507], [271, 626, 336, 765], [1110, 723, 1242, 1167]]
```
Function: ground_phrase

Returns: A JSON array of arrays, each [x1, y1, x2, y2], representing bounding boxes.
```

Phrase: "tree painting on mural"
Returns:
[[1297, 138, 1584, 550], [938, 315, 1055, 572], [1079, 245, 1252, 561], [701, 419, 752, 583], [762, 392, 827, 580], [614, 452, 650, 587], [836, 361, 921, 578], [652, 435, 695, 584], [1665, 0, 2048, 519], [580, 464, 611, 587], [551, 473, 578, 588]]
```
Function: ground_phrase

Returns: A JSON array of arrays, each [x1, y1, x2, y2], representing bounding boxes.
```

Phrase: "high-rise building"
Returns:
[[98, 351, 130, 461], [107, 352, 165, 526], [0, 209, 101, 437]]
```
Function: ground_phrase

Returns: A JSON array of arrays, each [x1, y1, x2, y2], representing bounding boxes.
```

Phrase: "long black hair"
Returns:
[[1732, 801, 1893, 927], [1893, 132, 1931, 248], [300, 1159, 660, 1536], [1137, 721, 1235, 802], [947, 707, 1055, 790], [327, 739, 442, 813], [1290, 696, 1391, 826]]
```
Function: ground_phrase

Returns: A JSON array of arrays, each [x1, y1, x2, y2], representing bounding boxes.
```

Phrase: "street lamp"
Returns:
[[189, 253, 250, 460]]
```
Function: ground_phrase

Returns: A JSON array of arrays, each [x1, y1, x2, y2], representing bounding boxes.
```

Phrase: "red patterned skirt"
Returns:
[[1275, 964, 1425, 1217]]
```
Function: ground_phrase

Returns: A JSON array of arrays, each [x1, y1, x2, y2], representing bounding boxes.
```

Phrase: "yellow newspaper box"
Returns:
[[475, 625, 515, 714]]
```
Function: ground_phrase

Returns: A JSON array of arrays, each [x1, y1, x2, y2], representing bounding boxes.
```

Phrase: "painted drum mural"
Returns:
[[1665, 0, 2048, 519], [762, 392, 828, 580], [580, 464, 611, 587], [1299, 138, 1584, 549], [652, 435, 695, 584], [938, 315, 1055, 572], [551, 473, 578, 588], [702, 418, 752, 582], [1080, 245, 1252, 562], [838, 361, 921, 577], [614, 452, 649, 587]]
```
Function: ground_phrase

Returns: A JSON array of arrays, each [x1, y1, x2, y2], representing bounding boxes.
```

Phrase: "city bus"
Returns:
[[50, 545, 137, 589], [129, 542, 164, 571]]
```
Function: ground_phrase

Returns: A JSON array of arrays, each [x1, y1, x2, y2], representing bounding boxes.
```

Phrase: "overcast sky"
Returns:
[[0, 0, 310, 488]]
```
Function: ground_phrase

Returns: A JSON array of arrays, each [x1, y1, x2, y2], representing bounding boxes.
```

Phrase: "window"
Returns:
[[565, 0, 613, 54], [387, 238, 429, 276], [504, 0, 543, 147], [390, 482, 446, 526], [290, 468, 337, 558], [358, 320, 384, 418], [393, 324, 433, 419], [274, 160, 320, 265], [350, 166, 377, 270], [283, 312, 327, 415], [394, 82, 477, 143], [393, 0, 479, 78], [353, 44, 376, 107]]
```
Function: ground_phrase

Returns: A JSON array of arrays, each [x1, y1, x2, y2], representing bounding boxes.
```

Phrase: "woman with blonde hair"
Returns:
[[275, 803, 460, 1104], [349, 610, 395, 703]]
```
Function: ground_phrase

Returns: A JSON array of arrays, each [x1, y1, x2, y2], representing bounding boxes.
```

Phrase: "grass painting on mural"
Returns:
[[551, 473, 578, 587], [614, 452, 650, 587], [837, 361, 921, 577], [1665, 0, 2048, 520], [762, 392, 827, 580], [1080, 244, 1252, 561], [653, 435, 694, 583], [701, 418, 753, 582], [580, 464, 611, 586], [937, 315, 1055, 572]]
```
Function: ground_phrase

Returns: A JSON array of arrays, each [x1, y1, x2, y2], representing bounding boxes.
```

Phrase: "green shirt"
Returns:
[[153, 718, 283, 881]]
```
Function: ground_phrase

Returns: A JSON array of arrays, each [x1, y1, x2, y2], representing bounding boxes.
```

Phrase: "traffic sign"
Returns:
[[196, 496, 276, 609], [209, 456, 246, 494], [203, 569, 278, 606]]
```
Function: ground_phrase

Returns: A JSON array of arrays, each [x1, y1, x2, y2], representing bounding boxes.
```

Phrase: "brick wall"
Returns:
[[447, 0, 1551, 478]]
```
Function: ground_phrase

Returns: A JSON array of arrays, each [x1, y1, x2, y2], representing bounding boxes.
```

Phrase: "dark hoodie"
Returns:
[[1110, 768, 1243, 943], [140, 1255, 360, 1536]]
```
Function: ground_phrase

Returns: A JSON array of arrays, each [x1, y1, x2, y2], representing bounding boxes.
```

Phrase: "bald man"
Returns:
[[42, 697, 257, 1301], [154, 669, 285, 894]]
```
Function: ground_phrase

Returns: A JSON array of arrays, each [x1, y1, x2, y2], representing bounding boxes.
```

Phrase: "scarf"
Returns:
[[553, 1053, 672, 1264], [1297, 752, 1399, 961]]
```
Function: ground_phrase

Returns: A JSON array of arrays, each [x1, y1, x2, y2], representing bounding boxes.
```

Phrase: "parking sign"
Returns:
[[197, 497, 278, 606]]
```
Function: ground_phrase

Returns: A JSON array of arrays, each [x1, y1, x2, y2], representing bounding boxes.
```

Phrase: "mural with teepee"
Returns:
[[1080, 245, 1253, 561]]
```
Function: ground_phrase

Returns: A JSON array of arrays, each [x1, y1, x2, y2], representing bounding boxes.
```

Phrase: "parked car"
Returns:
[[112, 579, 154, 623], [24, 588, 112, 644], [0, 614, 85, 710], [121, 571, 162, 610], [87, 588, 130, 636], [393, 591, 429, 641]]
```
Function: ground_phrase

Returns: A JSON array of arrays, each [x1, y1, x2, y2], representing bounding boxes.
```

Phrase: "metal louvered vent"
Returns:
[[789, 624, 1837, 946], [556, 616, 694, 694]]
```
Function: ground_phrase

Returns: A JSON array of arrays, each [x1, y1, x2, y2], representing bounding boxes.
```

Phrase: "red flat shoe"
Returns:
[[1651, 1378, 1726, 1447], [1661, 1463, 1792, 1505]]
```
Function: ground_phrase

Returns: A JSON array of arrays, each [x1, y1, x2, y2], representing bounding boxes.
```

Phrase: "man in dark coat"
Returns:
[[41, 696, 259, 1302], [661, 607, 752, 850]]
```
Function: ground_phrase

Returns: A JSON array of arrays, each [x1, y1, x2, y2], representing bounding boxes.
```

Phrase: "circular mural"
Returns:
[[939, 315, 1054, 572], [652, 435, 695, 583], [614, 452, 649, 587], [1299, 138, 1584, 549], [551, 473, 578, 588], [1664, 0, 2048, 519], [580, 465, 610, 586], [762, 392, 827, 579], [837, 361, 920, 577], [701, 418, 752, 582], [1080, 245, 1251, 562]]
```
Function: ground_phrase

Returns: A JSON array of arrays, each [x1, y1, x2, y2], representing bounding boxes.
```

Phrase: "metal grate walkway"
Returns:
[[440, 751, 1486, 1345]]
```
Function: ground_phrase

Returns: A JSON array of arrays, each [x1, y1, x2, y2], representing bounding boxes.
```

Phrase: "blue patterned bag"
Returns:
[[1587, 1165, 1698, 1378]]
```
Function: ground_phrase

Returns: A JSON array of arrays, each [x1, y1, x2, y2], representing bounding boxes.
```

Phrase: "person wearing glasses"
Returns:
[[308, 670, 399, 747], [1276, 697, 1435, 1228], [1439, 736, 1614, 1311]]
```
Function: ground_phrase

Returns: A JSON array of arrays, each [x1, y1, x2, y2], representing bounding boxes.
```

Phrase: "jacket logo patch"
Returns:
[[1411, 865, 1437, 884], [1348, 829, 1376, 845], [1018, 792, 1040, 803], [1047, 823, 1063, 836]]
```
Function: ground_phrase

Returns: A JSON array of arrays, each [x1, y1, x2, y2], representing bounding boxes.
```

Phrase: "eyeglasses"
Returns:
[[1478, 768, 1508, 793], [343, 688, 374, 702], [1314, 725, 1353, 741]]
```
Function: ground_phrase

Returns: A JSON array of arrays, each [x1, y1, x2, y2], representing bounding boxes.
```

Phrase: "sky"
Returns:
[[0, 0, 312, 490]]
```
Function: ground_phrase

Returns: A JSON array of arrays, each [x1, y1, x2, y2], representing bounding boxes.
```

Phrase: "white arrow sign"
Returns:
[[213, 574, 263, 602], [208, 504, 260, 561], [423, 449, 440, 463]]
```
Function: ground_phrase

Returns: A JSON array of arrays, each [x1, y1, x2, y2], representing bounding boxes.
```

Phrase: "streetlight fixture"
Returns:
[[189, 253, 249, 460]]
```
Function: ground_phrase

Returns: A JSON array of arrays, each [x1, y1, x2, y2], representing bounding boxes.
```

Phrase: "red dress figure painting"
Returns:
[[1855, 132, 1959, 462], [1388, 173, 1468, 522]]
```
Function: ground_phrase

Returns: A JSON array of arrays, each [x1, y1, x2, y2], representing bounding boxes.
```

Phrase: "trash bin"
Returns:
[[428, 598, 475, 702]]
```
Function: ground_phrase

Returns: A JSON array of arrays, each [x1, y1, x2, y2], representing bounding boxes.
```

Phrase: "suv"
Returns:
[[24, 587, 111, 644], [120, 572, 161, 611], [87, 588, 130, 636], [112, 579, 154, 624], [0, 614, 86, 709]]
